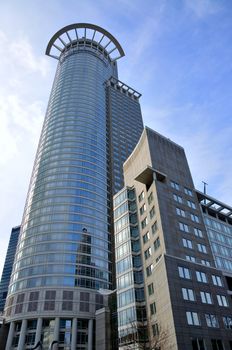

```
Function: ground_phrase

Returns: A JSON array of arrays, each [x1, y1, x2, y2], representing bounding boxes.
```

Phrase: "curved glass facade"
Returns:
[[4, 24, 143, 350], [9, 49, 115, 295]]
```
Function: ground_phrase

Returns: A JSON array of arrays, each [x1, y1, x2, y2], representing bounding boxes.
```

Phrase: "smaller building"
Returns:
[[114, 187, 147, 348], [114, 127, 232, 350], [197, 191, 232, 275], [0, 226, 20, 313]]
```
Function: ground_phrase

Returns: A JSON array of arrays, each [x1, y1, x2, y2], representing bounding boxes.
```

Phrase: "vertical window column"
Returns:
[[35, 318, 42, 345], [88, 319, 93, 350], [18, 319, 27, 350], [71, 318, 77, 350], [5, 321, 15, 350], [54, 317, 60, 342]]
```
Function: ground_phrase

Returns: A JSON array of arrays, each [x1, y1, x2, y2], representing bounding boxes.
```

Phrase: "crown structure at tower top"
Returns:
[[46, 23, 125, 62]]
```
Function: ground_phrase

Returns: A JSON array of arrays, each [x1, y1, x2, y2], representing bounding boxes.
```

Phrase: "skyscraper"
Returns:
[[0, 226, 20, 313], [4, 23, 143, 350], [114, 127, 232, 349]]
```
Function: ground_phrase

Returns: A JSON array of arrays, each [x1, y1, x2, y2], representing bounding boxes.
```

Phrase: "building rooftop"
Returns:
[[196, 190, 232, 220], [46, 23, 125, 61]]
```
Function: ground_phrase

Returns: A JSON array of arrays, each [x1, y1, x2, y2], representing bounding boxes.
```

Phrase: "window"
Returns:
[[191, 338, 206, 350], [96, 294, 104, 310], [194, 228, 203, 238], [198, 244, 207, 254], [152, 221, 158, 234], [179, 222, 189, 232], [187, 200, 196, 209], [201, 260, 210, 267], [150, 302, 156, 315], [140, 203, 146, 215], [152, 323, 159, 336], [196, 271, 207, 283], [138, 191, 145, 202], [212, 275, 223, 287], [144, 247, 152, 260], [176, 207, 186, 217], [28, 291, 39, 312], [15, 294, 25, 314], [148, 283, 154, 295], [217, 295, 228, 307], [114, 202, 128, 219], [141, 217, 148, 229], [132, 240, 140, 253], [117, 272, 133, 289], [223, 316, 232, 329], [184, 187, 193, 196], [186, 255, 196, 262], [173, 194, 183, 203], [178, 266, 191, 279], [186, 311, 200, 326], [148, 192, 153, 204], [171, 181, 180, 190], [154, 237, 160, 251], [146, 264, 154, 277], [80, 292, 89, 312], [182, 238, 193, 249], [62, 291, 73, 311], [211, 339, 224, 350], [150, 206, 155, 219], [200, 292, 212, 304], [116, 241, 130, 259], [130, 214, 137, 225], [182, 288, 195, 301], [44, 290, 56, 311], [205, 314, 219, 328], [191, 214, 200, 223], [143, 232, 150, 244]]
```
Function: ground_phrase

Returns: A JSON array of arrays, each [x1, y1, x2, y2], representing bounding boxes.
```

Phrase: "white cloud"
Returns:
[[0, 29, 51, 100], [0, 30, 50, 77], [0, 30, 50, 275], [0, 94, 44, 275], [0, 94, 43, 165]]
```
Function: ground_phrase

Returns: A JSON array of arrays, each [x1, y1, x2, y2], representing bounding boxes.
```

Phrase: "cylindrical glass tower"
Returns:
[[5, 23, 125, 350]]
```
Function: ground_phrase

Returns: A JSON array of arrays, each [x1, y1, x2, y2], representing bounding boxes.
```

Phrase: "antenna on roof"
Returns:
[[202, 181, 208, 195]]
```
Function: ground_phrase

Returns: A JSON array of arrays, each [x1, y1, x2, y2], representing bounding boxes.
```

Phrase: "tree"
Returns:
[[119, 321, 172, 350]]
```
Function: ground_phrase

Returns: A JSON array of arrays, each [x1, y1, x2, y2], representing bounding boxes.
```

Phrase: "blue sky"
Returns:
[[0, 0, 232, 274]]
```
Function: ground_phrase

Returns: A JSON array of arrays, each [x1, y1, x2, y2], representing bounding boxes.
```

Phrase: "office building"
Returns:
[[114, 127, 232, 350], [197, 192, 232, 276], [0, 226, 20, 313], [4, 23, 143, 350]]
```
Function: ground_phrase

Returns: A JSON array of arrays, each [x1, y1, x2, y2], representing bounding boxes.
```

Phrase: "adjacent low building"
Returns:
[[114, 127, 232, 350]]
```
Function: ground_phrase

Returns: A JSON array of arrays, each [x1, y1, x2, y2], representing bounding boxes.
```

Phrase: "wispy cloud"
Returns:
[[0, 95, 43, 164], [0, 30, 50, 78], [184, 0, 222, 18], [0, 30, 49, 274], [120, 3, 166, 84], [0, 94, 44, 274]]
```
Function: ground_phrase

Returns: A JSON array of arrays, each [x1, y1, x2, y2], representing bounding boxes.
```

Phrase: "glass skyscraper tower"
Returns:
[[0, 226, 20, 313], [4, 23, 143, 349]]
